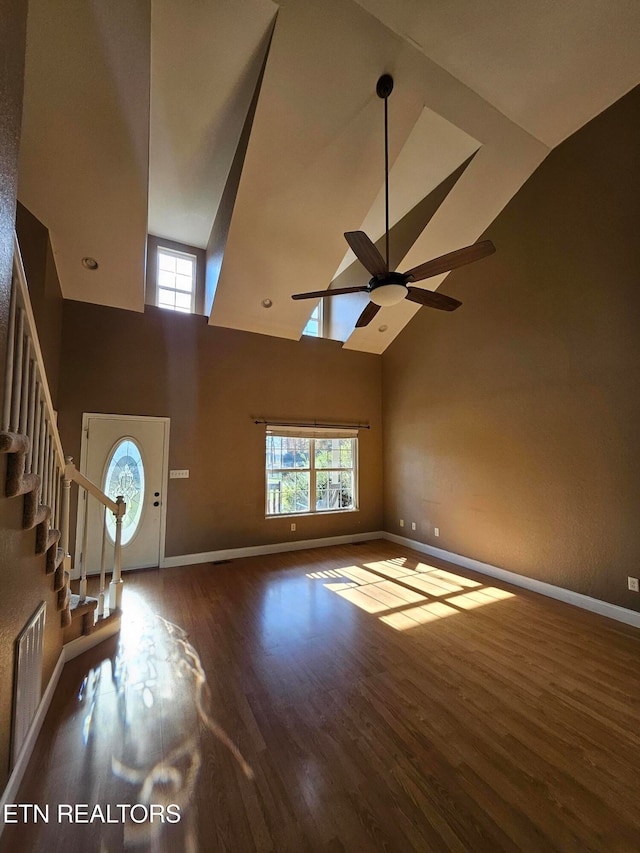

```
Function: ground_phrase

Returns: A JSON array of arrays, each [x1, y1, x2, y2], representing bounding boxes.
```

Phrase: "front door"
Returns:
[[76, 414, 169, 574]]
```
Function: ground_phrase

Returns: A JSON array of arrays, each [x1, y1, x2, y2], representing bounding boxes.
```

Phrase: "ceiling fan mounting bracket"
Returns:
[[376, 74, 394, 99]]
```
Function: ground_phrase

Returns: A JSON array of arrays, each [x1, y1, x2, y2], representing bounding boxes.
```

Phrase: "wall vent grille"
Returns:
[[11, 601, 46, 767]]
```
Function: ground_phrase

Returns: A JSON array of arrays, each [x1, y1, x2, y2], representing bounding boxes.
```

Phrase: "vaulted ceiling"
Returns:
[[18, 0, 640, 353]]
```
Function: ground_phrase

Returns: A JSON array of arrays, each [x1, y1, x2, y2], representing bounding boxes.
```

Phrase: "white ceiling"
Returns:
[[148, 0, 277, 248], [17, 0, 640, 351], [19, 0, 151, 312], [353, 0, 640, 147]]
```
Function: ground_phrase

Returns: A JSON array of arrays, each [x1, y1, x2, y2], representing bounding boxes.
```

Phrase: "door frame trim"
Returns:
[[76, 413, 171, 574]]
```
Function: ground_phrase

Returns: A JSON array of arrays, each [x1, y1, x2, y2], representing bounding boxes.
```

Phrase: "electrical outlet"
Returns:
[[411, 522, 416, 531], [434, 527, 440, 537], [291, 522, 296, 532], [399, 519, 404, 528], [628, 576, 639, 592]]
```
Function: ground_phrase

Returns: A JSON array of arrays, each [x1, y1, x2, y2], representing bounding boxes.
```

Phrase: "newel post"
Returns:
[[60, 456, 73, 559], [109, 495, 125, 611]]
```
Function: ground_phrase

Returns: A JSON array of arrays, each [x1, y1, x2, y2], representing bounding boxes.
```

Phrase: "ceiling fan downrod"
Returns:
[[376, 74, 394, 272]]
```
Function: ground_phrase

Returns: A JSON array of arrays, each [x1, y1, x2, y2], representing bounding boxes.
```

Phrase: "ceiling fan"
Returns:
[[292, 74, 496, 328]]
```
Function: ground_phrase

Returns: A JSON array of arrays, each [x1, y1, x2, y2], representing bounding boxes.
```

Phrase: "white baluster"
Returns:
[[60, 459, 72, 558], [26, 360, 37, 472], [42, 431, 50, 511], [48, 439, 55, 514], [37, 402, 46, 492], [2, 282, 17, 432], [109, 496, 125, 611], [10, 306, 25, 432], [52, 464, 59, 529], [98, 507, 108, 618], [32, 392, 42, 482], [79, 487, 89, 601], [19, 337, 30, 435]]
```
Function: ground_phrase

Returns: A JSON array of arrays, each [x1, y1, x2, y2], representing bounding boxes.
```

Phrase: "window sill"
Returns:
[[265, 508, 359, 520]]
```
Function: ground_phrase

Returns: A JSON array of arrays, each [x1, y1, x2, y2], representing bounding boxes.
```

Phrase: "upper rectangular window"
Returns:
[[303, 301, 323, 337], [266, 428, 357, 516], [156, 246, 196, 313]]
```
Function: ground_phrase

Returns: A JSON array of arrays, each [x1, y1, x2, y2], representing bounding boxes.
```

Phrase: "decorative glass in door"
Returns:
[[103, 438, 145, 544]]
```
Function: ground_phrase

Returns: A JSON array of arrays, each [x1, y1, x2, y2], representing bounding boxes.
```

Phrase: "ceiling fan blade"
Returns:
[[406, 287, 462, 311], [404, 240, 496, 282], [292, 286, 368, 300], [344, 231, 388, 277], [355, 302, 381, 328]]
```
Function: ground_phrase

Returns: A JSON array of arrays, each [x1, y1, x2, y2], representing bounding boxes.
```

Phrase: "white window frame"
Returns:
[[265, 428, 358, 517], [302, 300, 323, 337], [156, 246, 197, 314]]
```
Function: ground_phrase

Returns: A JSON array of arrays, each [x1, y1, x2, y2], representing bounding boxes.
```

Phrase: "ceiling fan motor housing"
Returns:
[[369, 271, 408, 306]]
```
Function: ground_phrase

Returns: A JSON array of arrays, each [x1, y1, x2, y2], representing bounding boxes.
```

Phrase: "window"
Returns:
[[266, 428, 357, 516], [302, 301, 323, 337], [156, 246, 196, 313], [103, 438, 145, 545]]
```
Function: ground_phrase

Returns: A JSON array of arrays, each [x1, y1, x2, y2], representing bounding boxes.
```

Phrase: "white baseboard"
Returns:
[[160, 530, 386, 568], [382, 531, 640, 629], [0, 650, 64, 827], [0, 616, 122, 834]]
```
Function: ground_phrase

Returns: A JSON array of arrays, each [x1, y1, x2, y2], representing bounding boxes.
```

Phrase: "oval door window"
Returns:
[[103, 438, 145, 545]]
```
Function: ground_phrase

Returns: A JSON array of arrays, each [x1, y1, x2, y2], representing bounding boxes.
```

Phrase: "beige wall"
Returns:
[[58, 303, 383, 558], [382, 85, 640, 611]]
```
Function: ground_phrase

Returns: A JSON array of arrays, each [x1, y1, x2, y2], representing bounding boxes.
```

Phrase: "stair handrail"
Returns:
[[64, 462, 122, 516]]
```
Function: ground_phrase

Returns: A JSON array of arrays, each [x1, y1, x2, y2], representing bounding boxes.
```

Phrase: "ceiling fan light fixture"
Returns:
[[369, 283, 406, 307]]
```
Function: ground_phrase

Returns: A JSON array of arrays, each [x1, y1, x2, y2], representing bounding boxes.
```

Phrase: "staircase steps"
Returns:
[[0, 430, 72, 629], [62, 595, 99, 644]]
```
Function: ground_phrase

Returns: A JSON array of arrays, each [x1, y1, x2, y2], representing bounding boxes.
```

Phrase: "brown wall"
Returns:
[[15, 202, 64, 405], [0, 456, 63, 787], [382, 85, 640, 611], [0, 0, 63, 792], [59, 303, 383, 558], [0, 0, 27, 411]]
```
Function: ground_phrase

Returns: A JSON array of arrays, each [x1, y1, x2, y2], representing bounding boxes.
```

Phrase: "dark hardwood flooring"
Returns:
[[2, 540, 639, 852]]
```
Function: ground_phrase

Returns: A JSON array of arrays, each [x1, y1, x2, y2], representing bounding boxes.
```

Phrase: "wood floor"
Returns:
[[2, 540, 639, 852]]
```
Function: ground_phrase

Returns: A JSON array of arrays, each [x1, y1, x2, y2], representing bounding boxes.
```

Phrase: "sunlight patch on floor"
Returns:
[[380, 601, 459, 629], [307, 558, 516, 630]]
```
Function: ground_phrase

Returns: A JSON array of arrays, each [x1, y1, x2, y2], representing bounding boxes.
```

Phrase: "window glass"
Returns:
[[104, 438, 145, 545], [266, 433, 356, 516], [156, 247, 196, 313], [303, 302, 322, 337]]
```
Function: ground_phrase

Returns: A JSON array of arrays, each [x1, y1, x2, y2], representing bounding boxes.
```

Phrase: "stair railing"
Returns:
[[63, 460, 126, 613], [3, 238, 66, 533], [5, 234, 126, 621]]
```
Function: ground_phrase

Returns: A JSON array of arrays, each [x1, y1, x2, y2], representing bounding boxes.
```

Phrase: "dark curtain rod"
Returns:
[[254, 419, 370, 430]]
